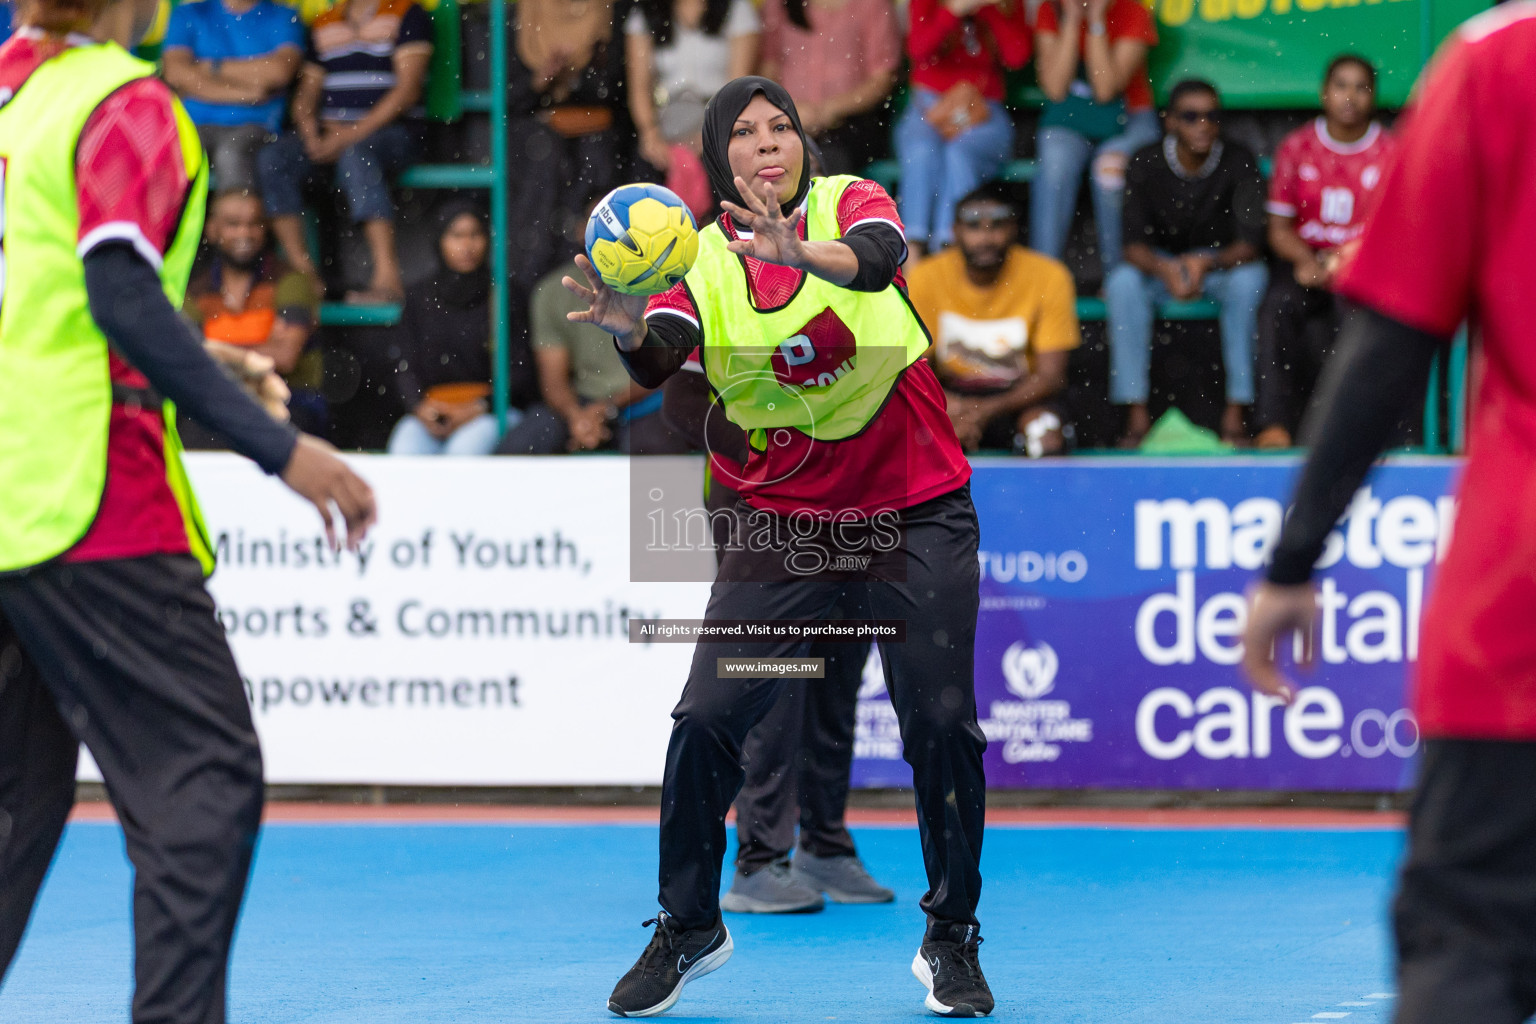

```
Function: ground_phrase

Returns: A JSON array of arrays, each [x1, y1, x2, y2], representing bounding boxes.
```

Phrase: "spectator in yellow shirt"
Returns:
[[906, 185, 1080, 455]]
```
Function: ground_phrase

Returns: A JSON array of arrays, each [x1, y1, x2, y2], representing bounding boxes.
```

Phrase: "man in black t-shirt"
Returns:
[[1104, 79, 1268, 446]]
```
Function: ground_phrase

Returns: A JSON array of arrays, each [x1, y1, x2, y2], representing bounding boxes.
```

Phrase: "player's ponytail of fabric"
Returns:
[[15, 0, 112, 34]]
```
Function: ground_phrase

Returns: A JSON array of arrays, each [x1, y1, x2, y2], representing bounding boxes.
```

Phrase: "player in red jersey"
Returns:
[[663, 353, 894, 915], [1253, 55, 1399, 447], [571, 78, 991, 1018], [1244, 7, 1536, 1021], [0, 0, 373, 1020]]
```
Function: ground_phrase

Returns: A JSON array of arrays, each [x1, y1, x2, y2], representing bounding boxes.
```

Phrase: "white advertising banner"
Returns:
[[158, 453, 712, 785]]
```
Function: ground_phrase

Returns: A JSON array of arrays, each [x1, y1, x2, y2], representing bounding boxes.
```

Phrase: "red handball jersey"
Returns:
[[646, 180, 971, 516], [0, 32, 195, 563], [1266, 118, 1397, 252], [1335, 2, 1536, 739]]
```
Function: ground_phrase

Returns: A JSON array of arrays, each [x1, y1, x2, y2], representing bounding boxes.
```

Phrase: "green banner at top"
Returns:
[[1142, 0, 1489, 107]]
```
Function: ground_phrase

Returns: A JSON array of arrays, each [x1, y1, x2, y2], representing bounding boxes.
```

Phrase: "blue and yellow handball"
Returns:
[[585, 183, 699, 296]]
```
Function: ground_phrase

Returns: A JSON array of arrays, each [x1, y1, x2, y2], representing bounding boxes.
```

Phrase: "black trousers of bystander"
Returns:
[[731, 631, 868, 873], [707, 477, 866, 875], [1254, 273, 1345, 435], [0, 555, 264, 1024]]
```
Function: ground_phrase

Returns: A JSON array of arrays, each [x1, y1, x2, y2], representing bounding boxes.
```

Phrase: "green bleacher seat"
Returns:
[[397, 164, 495, 189], [319, 302, 402, 327], [862, 157, 1036, 192], [997, 160, 1037, 183], [1075, 297, 1220, 321]]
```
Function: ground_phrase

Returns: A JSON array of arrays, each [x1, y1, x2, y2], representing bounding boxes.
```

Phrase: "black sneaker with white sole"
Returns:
[[608, 912, 733, 1017], [911, 923, 993, 1017]]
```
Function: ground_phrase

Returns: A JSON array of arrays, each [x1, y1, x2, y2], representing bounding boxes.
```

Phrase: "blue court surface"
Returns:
[[1, 817, 1404, 1023]]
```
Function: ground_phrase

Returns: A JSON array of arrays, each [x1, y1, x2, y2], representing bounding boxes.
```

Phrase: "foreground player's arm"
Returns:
[[1267, 310, 1445, 586], [1242, 309, 1444, 699], [85, 246, 375, 546], [85, 246, 297, 472], [79, 80, 375, 547], [1242, 34, 1479, 701]]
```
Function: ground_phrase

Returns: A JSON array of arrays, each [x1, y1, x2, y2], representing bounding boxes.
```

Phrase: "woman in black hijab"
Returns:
[[568, 78, 993, 1020], [387, 201, 513, 455]]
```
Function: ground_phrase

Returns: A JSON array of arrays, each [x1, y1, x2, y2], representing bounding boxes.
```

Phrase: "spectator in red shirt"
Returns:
[[0, 0, 374, 1018], [1243, 9, 1536, 1022], [894, 0, 1030, 259], [757, 0, 901, 175], [1029, 0, 1159, 276], [1253, 55, 1397, 448]]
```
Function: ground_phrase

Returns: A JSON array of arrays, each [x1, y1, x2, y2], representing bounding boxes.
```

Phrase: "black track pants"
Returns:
[[658, 485, 986, 929], [0, 555, 263, 1024], [1394, 738, 1536, 1024]]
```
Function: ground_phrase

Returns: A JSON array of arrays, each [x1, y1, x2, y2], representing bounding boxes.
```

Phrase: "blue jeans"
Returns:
[[1103, 259, 1268, 405], [895, 87, 1014, 248], [386, 411, 512, 455], [1029, 110, 1160, 273], [257, 122, 420, 223]]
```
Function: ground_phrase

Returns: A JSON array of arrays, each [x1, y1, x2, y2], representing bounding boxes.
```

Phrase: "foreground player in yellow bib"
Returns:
[[567, 77, 993, 1019], [0, 0, 374, 1019]]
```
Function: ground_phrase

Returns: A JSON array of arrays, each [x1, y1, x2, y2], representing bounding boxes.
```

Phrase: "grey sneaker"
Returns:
[[719, 860, 824, 914], [791, 851, 895, 904]]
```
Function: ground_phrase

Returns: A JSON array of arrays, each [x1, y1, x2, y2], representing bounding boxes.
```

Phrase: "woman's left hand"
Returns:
[[722, 176, 807, 269]]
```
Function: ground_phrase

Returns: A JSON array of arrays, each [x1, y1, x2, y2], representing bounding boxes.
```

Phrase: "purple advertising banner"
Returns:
[[853, 457, 1461, 791]]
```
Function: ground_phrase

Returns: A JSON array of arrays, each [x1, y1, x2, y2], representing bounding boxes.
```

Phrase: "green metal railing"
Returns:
[[318, 0, 511, 425], [488, 0, 510, 428]]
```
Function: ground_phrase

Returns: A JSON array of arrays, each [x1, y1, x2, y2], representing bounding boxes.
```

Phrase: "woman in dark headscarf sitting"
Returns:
[[387, 201, 516, 455], [564, 77, 994, 1020]]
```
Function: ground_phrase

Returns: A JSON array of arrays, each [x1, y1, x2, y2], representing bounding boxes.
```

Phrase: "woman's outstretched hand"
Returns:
[[563, 255, 651, 349], [722, 176, 808, 269]]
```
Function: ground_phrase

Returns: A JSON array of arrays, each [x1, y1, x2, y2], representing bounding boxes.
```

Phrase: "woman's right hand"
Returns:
[[563, 255, 651, 347]]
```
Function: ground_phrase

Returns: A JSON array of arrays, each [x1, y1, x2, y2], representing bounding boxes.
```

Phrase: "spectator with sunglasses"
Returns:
[[1105, 78, 1266, 447], [908, 184, 1079, 455]]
